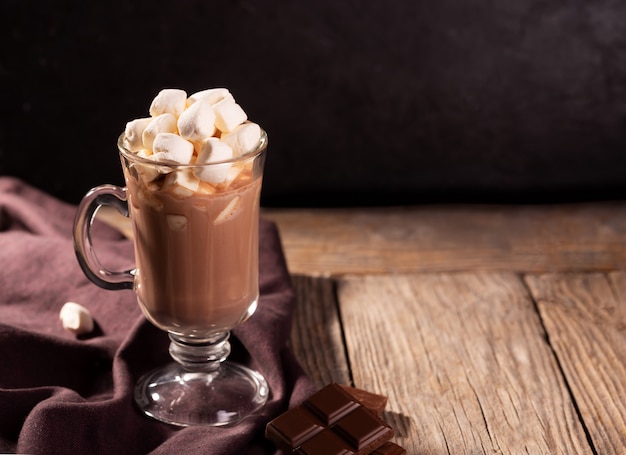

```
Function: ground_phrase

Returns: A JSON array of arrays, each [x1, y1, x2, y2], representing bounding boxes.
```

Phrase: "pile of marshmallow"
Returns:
[[123, 88, 262, 192]]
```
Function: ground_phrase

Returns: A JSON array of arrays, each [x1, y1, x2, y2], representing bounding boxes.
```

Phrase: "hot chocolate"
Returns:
[[74, 88, 270, 426], [121, 149, 264, 337], [114, 88, 267, 338]]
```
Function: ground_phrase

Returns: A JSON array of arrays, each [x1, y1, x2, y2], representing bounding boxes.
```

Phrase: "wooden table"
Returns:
[[262, 203, 626, 454], [101, 202, 626, 453]]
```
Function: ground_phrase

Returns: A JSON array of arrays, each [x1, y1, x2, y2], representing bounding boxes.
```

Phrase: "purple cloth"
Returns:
[[0, 177, 316, 454]]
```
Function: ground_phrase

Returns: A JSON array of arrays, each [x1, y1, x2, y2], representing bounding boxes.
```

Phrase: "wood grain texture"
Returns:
[[525, 272, 626, 454], [262, 203, 626, 276], [337, 272, 591, 454], [289, 275, 351, 387]]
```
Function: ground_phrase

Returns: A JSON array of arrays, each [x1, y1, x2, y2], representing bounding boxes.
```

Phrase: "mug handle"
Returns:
[[73, 185, 134, 290]]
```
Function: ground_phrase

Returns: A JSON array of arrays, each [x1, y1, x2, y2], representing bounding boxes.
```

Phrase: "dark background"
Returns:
[[2, 0, 626, 207]]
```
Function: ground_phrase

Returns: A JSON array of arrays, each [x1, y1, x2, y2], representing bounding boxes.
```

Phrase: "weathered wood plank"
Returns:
[[525, 272, 626, 454], [289, 275, 350, 387], [337, 272, 591, 454], [262, 203, 626, 276]]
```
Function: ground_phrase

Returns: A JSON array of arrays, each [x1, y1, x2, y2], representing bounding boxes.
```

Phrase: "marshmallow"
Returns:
[[219, 163, 246, 188], [162, 169, 201, 198], [124, 88, 260, 196], [59, 302, 94, 335], [188, 88, 233, 106], [152, 133, 195, 164], [177, 98, 217, 143], [137, 148, 154, 158], [167, 214, 188, 231], [131, 149, 161, 182], [142, 113, 178, 150], [214, 196, 241, 224], [220, 122, 262, 157], [124, 117, 152, 152], [213, 98, 247, 133], [194, 138, 234, 183], [197, 181, 217, 195], [149, 89, 188, 118]]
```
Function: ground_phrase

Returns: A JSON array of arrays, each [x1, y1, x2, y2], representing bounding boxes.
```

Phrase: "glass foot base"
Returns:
[[134, 361, 269, 427]]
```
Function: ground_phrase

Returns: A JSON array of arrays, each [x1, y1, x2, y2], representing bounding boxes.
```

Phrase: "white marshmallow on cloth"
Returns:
[[59, 302, 94, 335], [177, 98, 216, 143], [124, 117, 152, 152], [213, 98, 247, 133], [152, 133, 195, 164], [142, 113, 178, 150], [194, 138, 234, 183], [188, 88, 233, 106], [149, 89, 188, 118], [220, 122, 262, 157]]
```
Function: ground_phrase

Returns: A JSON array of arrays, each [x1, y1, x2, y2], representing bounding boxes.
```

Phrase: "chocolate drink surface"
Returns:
[[123, 161, 262, 337]]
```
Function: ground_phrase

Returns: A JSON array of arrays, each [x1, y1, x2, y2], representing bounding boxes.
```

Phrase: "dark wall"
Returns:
[[2, 0, 626, 206]]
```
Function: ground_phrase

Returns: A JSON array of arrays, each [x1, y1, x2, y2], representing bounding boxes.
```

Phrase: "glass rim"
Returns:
[[117, 126, 267, 169]]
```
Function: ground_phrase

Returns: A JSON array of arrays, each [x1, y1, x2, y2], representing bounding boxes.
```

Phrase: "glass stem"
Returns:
[[168, 332, 231, 372]]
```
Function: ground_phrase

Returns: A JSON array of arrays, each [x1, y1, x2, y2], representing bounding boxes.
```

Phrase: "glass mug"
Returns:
[[73, 129, 268, 427]]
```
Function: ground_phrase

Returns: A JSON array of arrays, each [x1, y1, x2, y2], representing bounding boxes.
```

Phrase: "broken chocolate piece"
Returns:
[[266, 383, 394, 454], [338, 384, 388, 418]]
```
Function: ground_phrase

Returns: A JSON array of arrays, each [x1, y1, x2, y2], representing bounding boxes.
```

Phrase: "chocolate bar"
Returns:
[[266, 383, 395, 454]]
